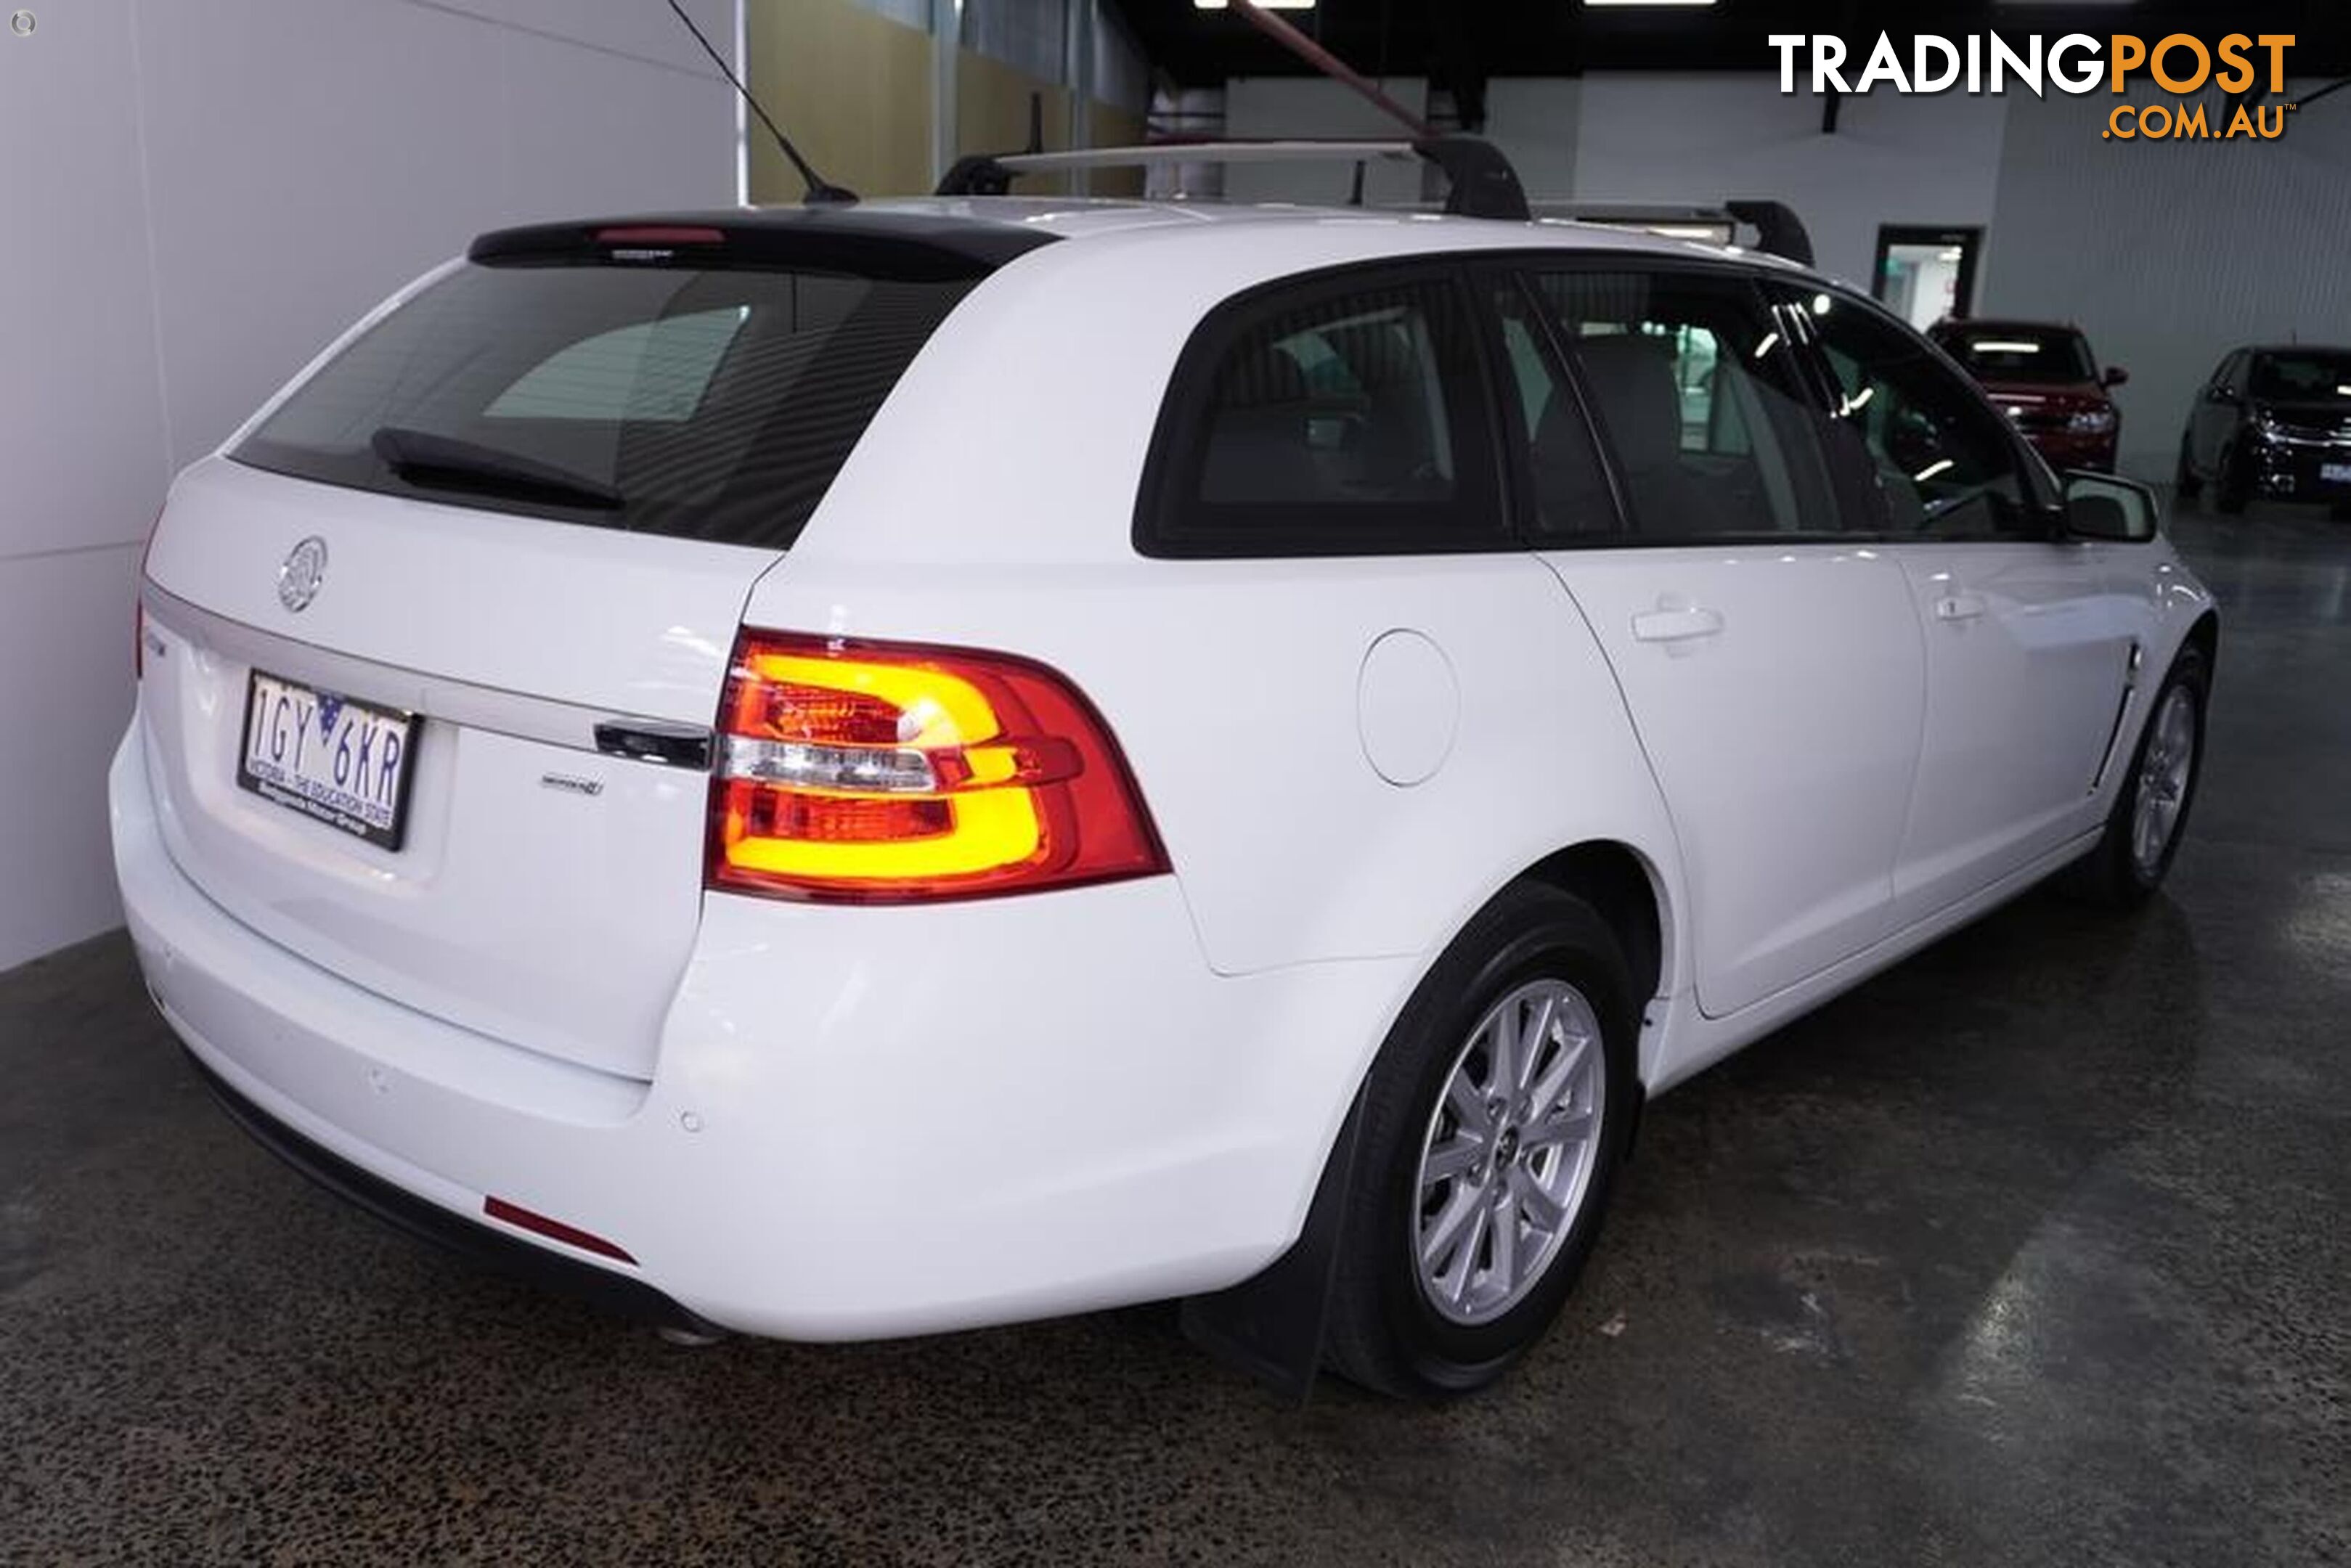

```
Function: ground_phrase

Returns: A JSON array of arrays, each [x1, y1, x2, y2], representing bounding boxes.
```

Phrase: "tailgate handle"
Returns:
[[595, 721, 713, 771]]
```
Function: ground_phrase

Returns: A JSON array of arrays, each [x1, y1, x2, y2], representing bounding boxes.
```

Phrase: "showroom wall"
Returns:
[[1219, 73, 2006, 296], [0, 0, 738, 972], [1569, 75, 2008, 295], [1976, 79, 2351, 475]]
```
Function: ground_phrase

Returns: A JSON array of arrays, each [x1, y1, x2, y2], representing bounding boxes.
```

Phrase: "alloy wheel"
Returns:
[[2132, 685, 2197, 878], [1411, 978, 1606, 1326]]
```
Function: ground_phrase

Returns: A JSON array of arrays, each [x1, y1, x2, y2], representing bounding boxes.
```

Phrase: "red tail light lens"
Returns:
[[707, 630, 1168, 904]]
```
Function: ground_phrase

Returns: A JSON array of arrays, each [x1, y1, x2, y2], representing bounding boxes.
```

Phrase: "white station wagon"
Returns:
[[112, 140, 2216, 1398]]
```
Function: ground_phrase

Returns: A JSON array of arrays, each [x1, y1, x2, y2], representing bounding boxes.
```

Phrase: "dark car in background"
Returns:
[[1931, 319, 2127, 471], [2177, 346, 2351, 515]]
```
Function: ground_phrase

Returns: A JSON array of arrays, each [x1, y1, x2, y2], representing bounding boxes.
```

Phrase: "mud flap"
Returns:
[[1178, 1095, 1366, 1405]]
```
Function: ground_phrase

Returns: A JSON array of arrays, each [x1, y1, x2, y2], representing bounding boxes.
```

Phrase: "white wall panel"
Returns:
[[0, 0, 737, 971], [0, 546, 143, 967], [1573, 74, 2008, 291], [1483, 78, 1580, 203], [0, 0, 171, 560]]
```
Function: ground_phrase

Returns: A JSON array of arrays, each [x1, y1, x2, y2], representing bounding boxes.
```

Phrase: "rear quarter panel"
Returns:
[[741, 223, 1689, 1034]]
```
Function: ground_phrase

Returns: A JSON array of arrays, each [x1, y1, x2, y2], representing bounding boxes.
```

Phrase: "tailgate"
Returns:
[[139, 458, 776, 1080]]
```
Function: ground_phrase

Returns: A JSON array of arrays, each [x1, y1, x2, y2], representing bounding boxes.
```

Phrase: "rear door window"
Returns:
[[1137, 268, 1509, 558], [235, 262, 980, 549], [1521, 267, 1845, 541]]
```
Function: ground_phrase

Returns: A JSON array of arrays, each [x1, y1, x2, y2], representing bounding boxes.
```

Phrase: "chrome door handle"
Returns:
[[1631, 606, 1725, 644], [1935, 592, 1989, 623]]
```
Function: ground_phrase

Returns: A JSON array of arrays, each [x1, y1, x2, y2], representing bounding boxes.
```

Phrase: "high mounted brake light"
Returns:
[[593, 225, 727, 248], [707, 631, 1168, 904]]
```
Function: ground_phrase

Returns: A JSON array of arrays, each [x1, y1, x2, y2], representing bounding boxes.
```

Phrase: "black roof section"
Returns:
[[468, 207, 1059, 279]]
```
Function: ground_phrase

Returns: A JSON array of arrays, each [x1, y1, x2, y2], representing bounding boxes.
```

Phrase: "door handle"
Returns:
[[1631, 605, 1725, 644], [1934, 592, 1989, 623]]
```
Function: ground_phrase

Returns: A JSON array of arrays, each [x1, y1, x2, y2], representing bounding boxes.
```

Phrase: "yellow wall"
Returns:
[[746, 0, 932, 202], [1088, 102, 1147, 198], [746, 0, 1149, 205]]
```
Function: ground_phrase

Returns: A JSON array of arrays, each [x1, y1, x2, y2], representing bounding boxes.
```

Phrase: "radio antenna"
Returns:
[[664, 0, 855, 205]]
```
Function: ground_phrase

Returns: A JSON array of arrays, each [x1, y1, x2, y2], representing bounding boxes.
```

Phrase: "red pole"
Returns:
[[1227, 1, 1435, 139]]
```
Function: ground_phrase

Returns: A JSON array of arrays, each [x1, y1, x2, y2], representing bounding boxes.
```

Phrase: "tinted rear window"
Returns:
[[1934, 325, 2096, 383], [235, 262, 978, 547], [2250, 351, 2351, 404]]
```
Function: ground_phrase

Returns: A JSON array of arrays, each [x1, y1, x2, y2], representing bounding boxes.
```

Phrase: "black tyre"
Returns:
[[1322, 883, 1637, 1399], [2071, 644, 2209, 907], [2214, 447, 2252, 515], [2174, 438, 2203, 502]]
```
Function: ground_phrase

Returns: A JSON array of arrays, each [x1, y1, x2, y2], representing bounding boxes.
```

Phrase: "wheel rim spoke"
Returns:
[[1421, 1134, 1485, 1184], [1524, 1032, 1591, 1117], [1512, 1165, 1570, 1232], [1486, 1188, 1519, 1296], [1517, 1106, 1595, 1152], [1420, 1181, 1485, 1272]]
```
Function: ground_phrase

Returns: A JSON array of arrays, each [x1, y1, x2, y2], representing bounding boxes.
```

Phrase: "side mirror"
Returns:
[[2061, 470, 2160, 542], [2207, 383, 2237, 404], [2101, 365, 2130, 388]]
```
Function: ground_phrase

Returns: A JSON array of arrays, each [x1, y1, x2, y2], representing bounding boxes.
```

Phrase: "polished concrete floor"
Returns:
[[4, 499, 2347, 1566]]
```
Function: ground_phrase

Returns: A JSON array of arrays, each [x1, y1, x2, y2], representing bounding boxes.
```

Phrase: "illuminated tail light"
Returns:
[[707, 629, 1168, 903]]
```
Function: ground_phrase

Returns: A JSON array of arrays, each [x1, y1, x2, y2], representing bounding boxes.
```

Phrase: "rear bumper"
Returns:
[[111, 717, 1414, 1339], [2019, 428, 2116, 472], [183, 1048, 720, 1336], [2250, 438, 2351, 501]]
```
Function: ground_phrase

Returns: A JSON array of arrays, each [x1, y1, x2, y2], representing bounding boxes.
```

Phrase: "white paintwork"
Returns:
[[1541, 544, 1927, 1019], [111, 197, 2214, 1339], [1881, 539, 2137, 925]]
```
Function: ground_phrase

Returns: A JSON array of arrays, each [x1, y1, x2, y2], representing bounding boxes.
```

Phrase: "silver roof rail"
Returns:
[[1535, 201, 1817, 266], [935, 135, 1532, 223]]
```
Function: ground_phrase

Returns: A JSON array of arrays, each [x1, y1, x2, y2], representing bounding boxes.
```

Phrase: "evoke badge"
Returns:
[[539, 772, 606, 798], [277, 536, 328, 613]]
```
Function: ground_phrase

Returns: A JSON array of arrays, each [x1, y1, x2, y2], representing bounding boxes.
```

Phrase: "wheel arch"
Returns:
[[2183, 608, 2220, 674], [1514, 839, 1672, 1024]]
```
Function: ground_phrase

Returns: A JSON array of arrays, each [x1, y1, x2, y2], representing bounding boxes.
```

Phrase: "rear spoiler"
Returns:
[[936, 136, 1533, 224], [1534, 201, 1816, 267]]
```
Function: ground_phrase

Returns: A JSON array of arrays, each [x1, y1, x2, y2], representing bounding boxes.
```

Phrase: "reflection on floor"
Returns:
[[3, 497, 2347, 1564]]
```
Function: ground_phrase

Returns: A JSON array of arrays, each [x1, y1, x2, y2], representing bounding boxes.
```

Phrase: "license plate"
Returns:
[[237, 671, 419, 850], [2322, 462, 2351, 486]]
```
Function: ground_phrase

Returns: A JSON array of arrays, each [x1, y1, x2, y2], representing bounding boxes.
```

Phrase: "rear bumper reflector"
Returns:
[[483, 1196, 637, 1265]]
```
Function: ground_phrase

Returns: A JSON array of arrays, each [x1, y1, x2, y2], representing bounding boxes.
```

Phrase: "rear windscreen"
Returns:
[[1936, 327, 2095, 383], [235, 261, 979, 547]]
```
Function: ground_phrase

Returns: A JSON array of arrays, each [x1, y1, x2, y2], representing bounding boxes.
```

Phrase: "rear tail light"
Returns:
[[707, 629, 1168, 904]]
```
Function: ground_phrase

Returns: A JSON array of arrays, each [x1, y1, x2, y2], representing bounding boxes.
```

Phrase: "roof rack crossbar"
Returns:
[[1533, 201, 1817, 267], [934, 135, 1532, 223]]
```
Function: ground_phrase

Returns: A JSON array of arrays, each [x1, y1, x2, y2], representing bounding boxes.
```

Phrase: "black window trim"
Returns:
[[1466, 259, 1633, 548], [1131, 258, 1524, 561]]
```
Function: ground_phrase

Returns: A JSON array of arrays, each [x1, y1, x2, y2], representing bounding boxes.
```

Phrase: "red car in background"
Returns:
[[1931, 319, 2127, 472]]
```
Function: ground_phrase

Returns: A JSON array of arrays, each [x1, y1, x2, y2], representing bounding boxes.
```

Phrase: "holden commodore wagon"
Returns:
[[112, 153, 2216, 1398]]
